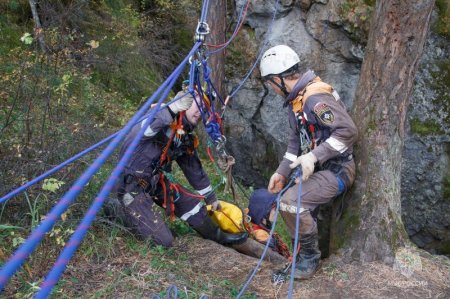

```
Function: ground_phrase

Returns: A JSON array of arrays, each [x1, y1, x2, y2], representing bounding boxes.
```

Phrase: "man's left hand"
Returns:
[[289, 152, 317, 181], [210, 200, 222, 211]]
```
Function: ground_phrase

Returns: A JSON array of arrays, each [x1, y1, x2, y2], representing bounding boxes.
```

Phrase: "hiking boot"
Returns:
[[193, 216, 248, 245]]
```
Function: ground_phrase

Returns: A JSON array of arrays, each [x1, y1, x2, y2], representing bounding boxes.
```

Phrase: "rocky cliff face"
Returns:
[[225, 0, 362, 186], [224, 0, 449, 255], [401, 14, 450, 255]]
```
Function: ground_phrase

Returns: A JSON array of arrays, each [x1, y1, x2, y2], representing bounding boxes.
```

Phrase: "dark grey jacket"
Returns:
[[119, 107, 216, 203]]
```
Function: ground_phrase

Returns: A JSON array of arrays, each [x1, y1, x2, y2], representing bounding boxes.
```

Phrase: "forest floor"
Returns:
[[6, 233, 447, 299]]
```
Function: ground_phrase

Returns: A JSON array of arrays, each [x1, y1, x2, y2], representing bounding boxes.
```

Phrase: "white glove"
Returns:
[[289, 152, 317, 181], [267, 173, 286, 194], [168, 92, 193, 114], [210, 199, 222, 212]]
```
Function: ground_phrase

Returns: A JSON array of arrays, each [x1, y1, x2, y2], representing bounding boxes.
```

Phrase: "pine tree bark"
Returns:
[[330, 0, 435, 264], [207, 0, 226, 100]]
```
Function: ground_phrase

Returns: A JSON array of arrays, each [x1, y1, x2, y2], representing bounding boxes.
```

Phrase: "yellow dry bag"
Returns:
[[206, 201, 246, 234]]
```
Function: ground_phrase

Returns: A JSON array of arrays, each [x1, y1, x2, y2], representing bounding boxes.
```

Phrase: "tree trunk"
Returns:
[[232, 238, 288, 264], [330, 0, 435, 264], [28, 0, 47, 53], [207, 0, 226, 100]]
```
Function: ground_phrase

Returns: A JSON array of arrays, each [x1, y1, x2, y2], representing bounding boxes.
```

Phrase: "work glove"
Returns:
[[267, 173, 286, 194], [205, 192, 222, 211], [289, 152, 317, 181], [168, 92, 193, 114]]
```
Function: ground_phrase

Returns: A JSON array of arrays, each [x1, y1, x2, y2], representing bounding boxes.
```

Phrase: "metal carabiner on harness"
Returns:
[[299, 125, 312, 155]]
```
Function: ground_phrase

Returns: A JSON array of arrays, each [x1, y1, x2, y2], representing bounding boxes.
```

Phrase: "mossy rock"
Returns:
[[434, 0, 450, 37], [410, 118, 445, 136]]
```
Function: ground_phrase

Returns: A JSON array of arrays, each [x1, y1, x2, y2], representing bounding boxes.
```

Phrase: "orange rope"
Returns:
[[159, 173, 167, 209], [160, 112, 184, 165]]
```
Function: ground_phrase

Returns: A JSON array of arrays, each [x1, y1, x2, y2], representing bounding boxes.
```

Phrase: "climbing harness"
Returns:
[[297, 116, 315, 155]]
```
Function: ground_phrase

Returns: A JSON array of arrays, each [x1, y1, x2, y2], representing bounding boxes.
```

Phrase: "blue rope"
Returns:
[[236, 168, 301, 299], [201, 58, 224, 106], [200, 0, 210, 23], [189, 61, 198, 93], [208, 78, 224, 105], [192, 63, 209, 123], [166, 285, 178, 299], [205, 122, 222, 143], [0, 135, 115, 204], [288, 169, 303, 298], [35, 82, 183, 297], [191, 59, 224, 144], [33, 45, 199, 298], [235, 190, 284, 299], [150, 284, 178, 299], [228, 0, 280, 98], [0, 106, 175, 205], [0, 0, 219, 207], [202, 59, 214, 111], [0, 91, 193, 206], [189, 60, 209, 127], [0, 42, 201, 294]]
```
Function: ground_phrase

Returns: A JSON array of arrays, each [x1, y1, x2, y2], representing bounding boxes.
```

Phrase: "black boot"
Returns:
[[293, 233, 321, 280], [193, 217, 248, 245]]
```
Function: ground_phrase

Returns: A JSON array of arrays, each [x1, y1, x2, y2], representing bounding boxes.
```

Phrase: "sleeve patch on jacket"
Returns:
[[314, 103, 334, 125]]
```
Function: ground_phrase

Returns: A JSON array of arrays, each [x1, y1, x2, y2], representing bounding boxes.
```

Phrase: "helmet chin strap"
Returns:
[[268, 75, 290, 98]]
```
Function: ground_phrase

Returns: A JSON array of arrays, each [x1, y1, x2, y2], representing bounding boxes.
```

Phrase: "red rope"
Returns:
[[176, 184, 206, 199], [206, 146, 215, 162], [169, 184, 177, 220], [205, 0, 251, 48], [309, 124, 316, 149]]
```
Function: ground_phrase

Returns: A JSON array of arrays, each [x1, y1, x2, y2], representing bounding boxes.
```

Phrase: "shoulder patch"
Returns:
[[314, 103, 334, 125]]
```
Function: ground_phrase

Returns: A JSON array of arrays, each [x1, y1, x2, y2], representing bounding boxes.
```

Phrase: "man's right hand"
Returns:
[[267, 172, 286, 194]]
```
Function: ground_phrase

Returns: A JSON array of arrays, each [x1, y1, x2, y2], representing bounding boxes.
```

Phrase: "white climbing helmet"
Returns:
[[260, 45, 300, 78]]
